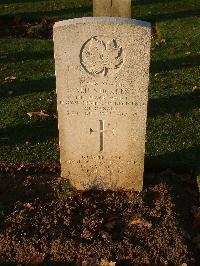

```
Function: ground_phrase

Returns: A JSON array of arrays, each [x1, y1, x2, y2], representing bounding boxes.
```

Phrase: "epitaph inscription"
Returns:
[[54, 18, 151, 191]]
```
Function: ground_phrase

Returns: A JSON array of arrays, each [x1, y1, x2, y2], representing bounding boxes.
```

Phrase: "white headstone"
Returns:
[[54, 17, 151, 191], [93, 0, 131, 18]]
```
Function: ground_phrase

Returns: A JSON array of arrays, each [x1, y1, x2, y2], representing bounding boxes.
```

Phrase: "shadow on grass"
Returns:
[[145, 146, 200, 172], [0, 50, 53, 64], [1, 5, 198, 22], [1, 52, 199, 97], [0, 0, 43, 3], [148, 91, 200, 116], [133, 0, 178, 5], [0, 119, 58, 146], [0, 76, 55, 98], [0, 0, 181, 5], [0, 0, 199, 25], [135, 9, 200, 22], [151, 55, 200, 74], [0, 6, 92, 21]]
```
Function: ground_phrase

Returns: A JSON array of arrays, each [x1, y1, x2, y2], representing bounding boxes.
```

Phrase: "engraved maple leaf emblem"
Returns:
[[80, 36, 124, 76]]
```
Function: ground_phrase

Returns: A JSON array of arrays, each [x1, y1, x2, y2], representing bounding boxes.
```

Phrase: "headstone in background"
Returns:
[[93, 0, 131, 18], [53, 17, 151, 191]]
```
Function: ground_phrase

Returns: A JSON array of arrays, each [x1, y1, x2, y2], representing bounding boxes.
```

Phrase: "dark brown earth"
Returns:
[[0, 16, 54, 39], [0, 170, 199, 266], [0, 16, 158, 40]]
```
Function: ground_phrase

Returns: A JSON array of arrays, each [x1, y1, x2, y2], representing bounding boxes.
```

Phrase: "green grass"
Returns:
[[0, 0, 92, 20], [0, 39, 58, 163], [0, 0, 199, 171]]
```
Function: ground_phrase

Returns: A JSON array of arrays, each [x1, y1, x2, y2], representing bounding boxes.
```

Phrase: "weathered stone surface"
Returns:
[[54, 17, 151, 191], [93, 0, 131, 18]]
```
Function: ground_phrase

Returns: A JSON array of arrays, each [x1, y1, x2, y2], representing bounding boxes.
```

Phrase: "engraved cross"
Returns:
[[90, 120, 115, 152]]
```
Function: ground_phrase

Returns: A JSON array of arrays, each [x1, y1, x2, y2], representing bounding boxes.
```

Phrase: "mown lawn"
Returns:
[[0, 0, 199, 171]]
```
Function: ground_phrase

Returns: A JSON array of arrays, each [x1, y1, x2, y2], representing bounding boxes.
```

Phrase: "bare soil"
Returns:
[[0, 170, 199, 265], [0, 17, 54, 39]]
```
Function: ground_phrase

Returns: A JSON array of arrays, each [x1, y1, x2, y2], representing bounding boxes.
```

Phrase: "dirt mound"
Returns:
[[0, 172, 199, 265]]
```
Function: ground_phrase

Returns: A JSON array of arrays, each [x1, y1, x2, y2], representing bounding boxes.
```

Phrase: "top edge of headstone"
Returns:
[[53, 17, 151, 30]]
